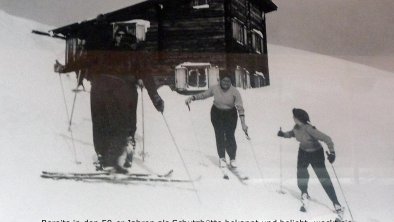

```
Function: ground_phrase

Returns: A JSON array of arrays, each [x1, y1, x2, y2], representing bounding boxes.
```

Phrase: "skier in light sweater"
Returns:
[[185, 75, 248, 168]]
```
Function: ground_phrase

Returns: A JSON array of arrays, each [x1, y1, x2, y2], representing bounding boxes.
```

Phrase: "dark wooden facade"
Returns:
[[50, 0, 277, 89]]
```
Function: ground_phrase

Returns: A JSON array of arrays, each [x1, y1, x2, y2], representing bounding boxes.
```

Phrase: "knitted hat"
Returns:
[[292, 108, 310, 124]]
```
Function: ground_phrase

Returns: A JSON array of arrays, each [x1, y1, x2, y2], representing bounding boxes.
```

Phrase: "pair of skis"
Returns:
[[221, 164, 248, 184], [40, 169, 195, 183], [299, 194, 345, 222]]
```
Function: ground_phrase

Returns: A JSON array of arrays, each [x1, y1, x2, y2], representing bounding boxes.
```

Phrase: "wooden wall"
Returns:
[[227, 0, 266, 52], [225, 0, 269, 84], [110, 0, 271, 85], [160, 0, 226, 53], [144, 0, 229, 78]]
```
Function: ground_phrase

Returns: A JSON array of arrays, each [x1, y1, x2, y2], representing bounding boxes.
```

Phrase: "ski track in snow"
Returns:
[[1, 10, 394, 222]]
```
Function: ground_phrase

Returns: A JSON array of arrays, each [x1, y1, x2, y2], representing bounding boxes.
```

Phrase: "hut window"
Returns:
[[252, 29, 264, 53], [187, 68, 207, 88], [232, 19, 247, 45], [114, 21, 149, 43], [66, 38, 85, 64]]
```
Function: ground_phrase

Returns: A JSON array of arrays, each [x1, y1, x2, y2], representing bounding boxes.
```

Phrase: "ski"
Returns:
[[220, 166, 229, 180], [42, 169, 173, 178], [299, 193, 310, 212], [299, 200, 307, 212], [227, 166, 248, 184], [297, 193, 345, 221], [299, 205, 306, 212], [334, 206, 345, 222], [334, 216, 342, 222], [217, 161, 248, 183], [41, 170, 197, 183], [40, 170, 194, 183]]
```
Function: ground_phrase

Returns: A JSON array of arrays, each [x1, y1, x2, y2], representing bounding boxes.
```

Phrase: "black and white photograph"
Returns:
[[1, 0, 393, 221]]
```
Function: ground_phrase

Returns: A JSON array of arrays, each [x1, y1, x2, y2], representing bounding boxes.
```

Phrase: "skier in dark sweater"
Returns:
[[54, 15, 164, 173], [277, 108, 343, 213], [185, 75, 248, 168]]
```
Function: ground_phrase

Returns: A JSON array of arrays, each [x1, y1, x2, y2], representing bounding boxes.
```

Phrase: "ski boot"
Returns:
[[219, 158, 227, 168], [300, 192, 310, 212], [334, 203, 345, 221], [124, 151, 133, 168], [127, 136, 136, 149], [94, 154, 105, 171], [229, 160, 237, 168]]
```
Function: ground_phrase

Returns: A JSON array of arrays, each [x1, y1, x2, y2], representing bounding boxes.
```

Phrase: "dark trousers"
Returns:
[[90, 75, 138, 166], [210, 106, 238, 160], [297, 148, 340, 205]]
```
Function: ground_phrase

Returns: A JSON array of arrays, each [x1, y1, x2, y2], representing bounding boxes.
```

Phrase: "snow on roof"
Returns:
[[115, 19, 151, 32], [193, 4, 210, 9], [176, 62, 211, 68], [252, 29, 264, 38], [51, 0, 277, 35], [255, 71, 266, 77]]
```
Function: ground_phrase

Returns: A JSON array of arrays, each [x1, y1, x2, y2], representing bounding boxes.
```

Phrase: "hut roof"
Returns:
[[51, 0, 277, 37]]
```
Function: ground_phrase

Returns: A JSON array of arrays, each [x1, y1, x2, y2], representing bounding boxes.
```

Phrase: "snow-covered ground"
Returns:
[[1, 10, 394, 222]]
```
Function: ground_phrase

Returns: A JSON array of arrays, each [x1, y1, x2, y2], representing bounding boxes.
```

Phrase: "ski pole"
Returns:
[[184, 101, 205, 160], [161, 113, 201, 203], [278, 127, 285, 194], [244, 130, 264, 180], [68, 129, 82, 165], [58, 74, 80, 165], [58, 74, 71, 124], [186, 103, 191, 111], [68, 71, 83, 131], [140, 87, 146, 161], [330, 163, 355, 221]]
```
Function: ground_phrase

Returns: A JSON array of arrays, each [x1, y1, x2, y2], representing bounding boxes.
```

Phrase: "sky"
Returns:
[[0, 0, 393, 72], [0, 0, 143, 26], [267, 0, 394, 72], [268, 0, 394, 56]]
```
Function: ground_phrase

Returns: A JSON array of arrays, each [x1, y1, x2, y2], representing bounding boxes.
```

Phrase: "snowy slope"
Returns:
[[1, 10, 394, 222]]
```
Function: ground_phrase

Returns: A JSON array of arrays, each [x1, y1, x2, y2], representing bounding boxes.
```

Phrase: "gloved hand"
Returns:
[[153, 94, 164, 113], [54, 60, 65, 73], [185, 96, 195, 105], [277, 130, 285, 137], [242, 123, 248, 133], [137, 79, 144, 88], [326, 151, 336, 164]]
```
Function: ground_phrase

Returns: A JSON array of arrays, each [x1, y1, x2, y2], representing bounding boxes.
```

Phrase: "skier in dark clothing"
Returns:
[[109, 26, 163, 167], [277, 108, 343, 213], [54, 15, 164, 173], [185, 75, 248, 168]]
